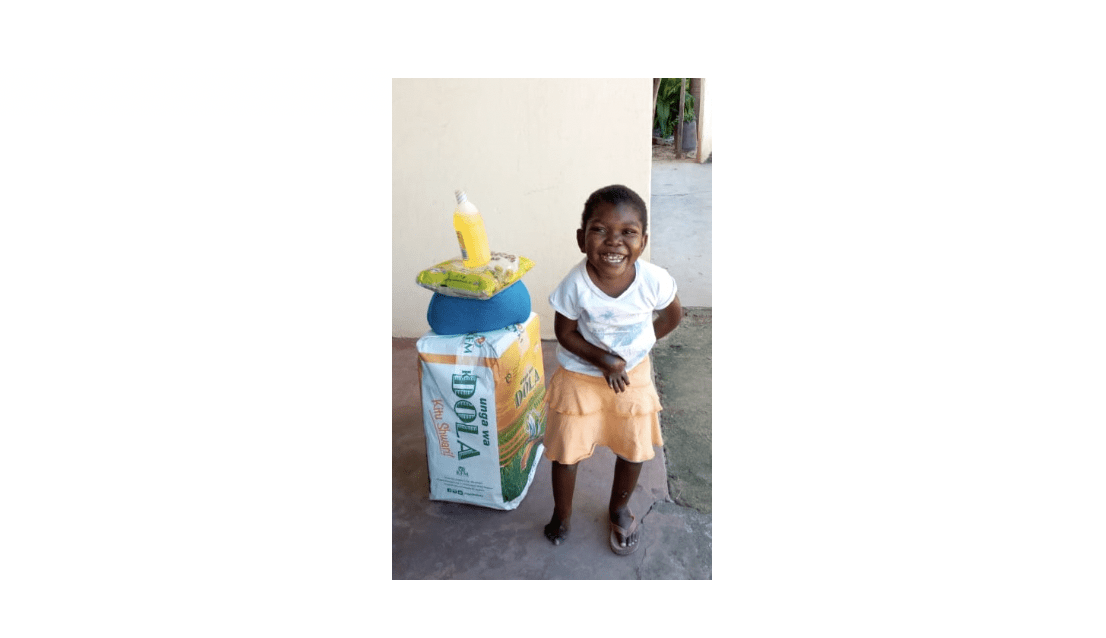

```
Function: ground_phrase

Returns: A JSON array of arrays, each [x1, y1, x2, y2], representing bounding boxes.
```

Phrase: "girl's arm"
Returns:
[[553, 311, 631, 393], [653, 294, 683, 341]]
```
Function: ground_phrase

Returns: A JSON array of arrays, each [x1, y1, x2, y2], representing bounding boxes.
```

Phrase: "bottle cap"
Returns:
[[455, 190, 467, 205]]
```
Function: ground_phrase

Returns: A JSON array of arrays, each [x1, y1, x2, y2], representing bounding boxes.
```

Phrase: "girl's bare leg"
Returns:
[[544, 461, 577, 545], [609, 456, 643, 548]]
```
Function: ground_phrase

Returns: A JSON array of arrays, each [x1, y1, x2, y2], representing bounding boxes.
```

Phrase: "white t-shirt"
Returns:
[[548, 258, 678, 376]]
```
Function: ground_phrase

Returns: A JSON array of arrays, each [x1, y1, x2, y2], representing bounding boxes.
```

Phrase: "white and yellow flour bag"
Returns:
[[416, 312, 547, 510]]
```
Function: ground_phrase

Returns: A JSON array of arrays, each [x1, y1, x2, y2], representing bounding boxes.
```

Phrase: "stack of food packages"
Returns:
[[413, 191, 546, 510]]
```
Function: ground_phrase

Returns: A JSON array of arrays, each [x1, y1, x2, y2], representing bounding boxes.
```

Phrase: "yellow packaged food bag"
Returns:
[[416, 251, 535, 300]]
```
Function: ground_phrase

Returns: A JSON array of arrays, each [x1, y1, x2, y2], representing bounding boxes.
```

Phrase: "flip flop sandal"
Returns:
[[609, 514, 641, 556]]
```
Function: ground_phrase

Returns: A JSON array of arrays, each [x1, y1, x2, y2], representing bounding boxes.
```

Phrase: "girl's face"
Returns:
[[577, 202, 648, 279]]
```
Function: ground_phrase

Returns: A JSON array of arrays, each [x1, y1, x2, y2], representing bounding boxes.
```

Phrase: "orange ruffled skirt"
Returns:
[[542, 356, 664, 464]]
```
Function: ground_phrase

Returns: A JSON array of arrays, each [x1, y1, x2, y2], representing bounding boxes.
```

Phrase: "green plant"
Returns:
[[653, 78, 696, 138]]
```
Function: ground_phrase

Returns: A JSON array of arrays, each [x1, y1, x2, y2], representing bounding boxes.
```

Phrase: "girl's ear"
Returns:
[[642, 231, 649, 250], [577, 228, 585, 251]]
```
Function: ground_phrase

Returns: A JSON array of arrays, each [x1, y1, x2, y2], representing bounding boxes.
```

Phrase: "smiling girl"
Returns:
[[542, 184, 682, 555]]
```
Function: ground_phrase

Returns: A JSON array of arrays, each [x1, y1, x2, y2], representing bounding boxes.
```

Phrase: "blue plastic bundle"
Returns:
[[426, 279, 531, 335]]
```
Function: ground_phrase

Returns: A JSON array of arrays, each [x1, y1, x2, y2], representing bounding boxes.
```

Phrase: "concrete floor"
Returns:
[[392, 338, 691, 579], [650, 159, 713, 307], [392, 158, 711, 579]]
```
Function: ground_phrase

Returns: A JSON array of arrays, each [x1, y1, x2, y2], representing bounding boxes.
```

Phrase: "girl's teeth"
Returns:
[[603, 254, 624, 263]]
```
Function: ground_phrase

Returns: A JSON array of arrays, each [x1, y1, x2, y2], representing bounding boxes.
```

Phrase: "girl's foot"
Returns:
[[544, 513, 570, 545], [609, 507, 640, 554]]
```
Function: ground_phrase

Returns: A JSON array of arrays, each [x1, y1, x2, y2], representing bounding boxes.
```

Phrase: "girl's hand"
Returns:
[[600, 353, 630, 393]]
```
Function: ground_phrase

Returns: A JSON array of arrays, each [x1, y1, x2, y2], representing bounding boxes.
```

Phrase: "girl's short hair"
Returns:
[[580, 184, 648, 233]]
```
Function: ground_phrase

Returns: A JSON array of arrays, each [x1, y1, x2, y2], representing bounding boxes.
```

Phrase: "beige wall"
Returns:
[[392, 78, 653, 340]]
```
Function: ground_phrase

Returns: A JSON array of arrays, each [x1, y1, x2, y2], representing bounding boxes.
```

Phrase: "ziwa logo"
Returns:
[[452, 372, 477, 398]]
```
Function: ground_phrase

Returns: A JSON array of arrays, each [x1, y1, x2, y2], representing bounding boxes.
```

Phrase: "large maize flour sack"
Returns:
[[416, 313, 547, 510]]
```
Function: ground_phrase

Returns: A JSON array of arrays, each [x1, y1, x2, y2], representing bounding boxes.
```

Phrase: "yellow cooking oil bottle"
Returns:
[[453, 189, 491, 268]]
